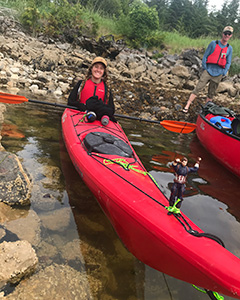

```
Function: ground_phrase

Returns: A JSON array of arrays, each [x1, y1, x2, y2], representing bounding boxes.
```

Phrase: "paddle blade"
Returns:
[[160, 120, 197, 133], [0, 92, 28, 104]]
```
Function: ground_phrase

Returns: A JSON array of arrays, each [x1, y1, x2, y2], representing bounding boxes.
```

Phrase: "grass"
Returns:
[[163, 31, 240, 59], [82, 10, 117, 38], [1, 0, 240, 60]]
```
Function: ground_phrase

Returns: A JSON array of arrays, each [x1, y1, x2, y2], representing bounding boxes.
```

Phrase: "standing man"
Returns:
[[183, 26, 233, 113]]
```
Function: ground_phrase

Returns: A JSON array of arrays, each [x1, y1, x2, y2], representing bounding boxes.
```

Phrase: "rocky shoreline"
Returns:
[[0, 9, 240, 298]]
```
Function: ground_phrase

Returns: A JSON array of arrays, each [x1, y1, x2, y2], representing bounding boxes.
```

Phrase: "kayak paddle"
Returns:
[[0, 92, 196, 134], [115, 114, 196, 134]]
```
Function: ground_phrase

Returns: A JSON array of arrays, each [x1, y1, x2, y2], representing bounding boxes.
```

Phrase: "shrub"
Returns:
[[229, 62, 240, 77], [20, 5, 40, 35], [116, 1, 159, 48]]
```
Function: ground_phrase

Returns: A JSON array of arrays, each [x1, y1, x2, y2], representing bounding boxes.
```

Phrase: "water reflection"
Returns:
[[1, 104, 239, 299]]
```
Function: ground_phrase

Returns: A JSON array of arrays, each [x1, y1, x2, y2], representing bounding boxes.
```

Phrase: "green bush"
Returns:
[[229, 62, 240, 77], [129, 2, 159, 43], [116, 1, 159, 48], [144, 31, 165, 49], [20, 5, 40, 35], [41, 0, 83, 39]]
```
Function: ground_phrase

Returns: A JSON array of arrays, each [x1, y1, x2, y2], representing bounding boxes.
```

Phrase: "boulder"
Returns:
[[0, 151, 31, 206], [0, 240, 38, 287]]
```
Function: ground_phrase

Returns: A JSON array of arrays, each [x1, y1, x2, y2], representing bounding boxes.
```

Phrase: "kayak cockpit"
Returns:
[[84, 131, 133, 157]]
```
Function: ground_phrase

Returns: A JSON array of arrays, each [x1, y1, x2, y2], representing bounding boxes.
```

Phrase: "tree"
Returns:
[[79, 0, 133, 16], [225, 0, 239, 24], [166, 0, 189, 31], [128, 1, 159, 39], [144, 0, 169, 27], [116, 0, 159, 47]]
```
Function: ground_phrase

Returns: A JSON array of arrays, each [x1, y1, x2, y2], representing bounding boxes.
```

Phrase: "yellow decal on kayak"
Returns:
[[103, 158, 147, 175]]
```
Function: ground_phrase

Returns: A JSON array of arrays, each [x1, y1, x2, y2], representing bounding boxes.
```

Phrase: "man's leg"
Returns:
[[166, 183, 178, 214], [183, 93, 197, 112], [183, 70, 210, 112], [207, 74, 223, 102]]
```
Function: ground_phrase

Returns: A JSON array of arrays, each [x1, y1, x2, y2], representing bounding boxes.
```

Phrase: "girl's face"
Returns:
[[91, 63, 105, 82]]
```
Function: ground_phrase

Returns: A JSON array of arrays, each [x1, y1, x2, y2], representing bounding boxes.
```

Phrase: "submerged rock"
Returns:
[[0, 240, 38, 288], [0, 151, 31, 206]]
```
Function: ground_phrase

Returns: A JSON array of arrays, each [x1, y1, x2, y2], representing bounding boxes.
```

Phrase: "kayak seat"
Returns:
[[84, 132, 133, 157]]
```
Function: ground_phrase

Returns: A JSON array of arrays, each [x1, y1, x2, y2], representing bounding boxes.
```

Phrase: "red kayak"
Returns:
[[62, 108, 240, 299], [196, 106, 240, 178]]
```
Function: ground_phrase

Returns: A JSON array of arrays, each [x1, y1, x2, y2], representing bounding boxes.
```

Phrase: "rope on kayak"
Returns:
[[94, 153, 226, 250], [103, 158, 146, 174], [90, 153, 166, 209], [173, 214, 225, 247], [192, 285, 224, 300], [92, 153, 226, 247], [91, 153, 227, 299], [0, 153, 9, 165]]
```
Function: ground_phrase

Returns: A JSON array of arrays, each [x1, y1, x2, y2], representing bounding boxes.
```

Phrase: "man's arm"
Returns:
[[202, 41, 216, 70], [224, 46, 233, 76]]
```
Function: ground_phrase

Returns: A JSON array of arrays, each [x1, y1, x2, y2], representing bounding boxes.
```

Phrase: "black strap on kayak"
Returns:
[[173, 214, 225, 247]]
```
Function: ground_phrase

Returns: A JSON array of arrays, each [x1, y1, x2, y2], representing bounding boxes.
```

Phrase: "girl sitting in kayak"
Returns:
[[166, 157, 201, 215], [68, 56, 116, 121]]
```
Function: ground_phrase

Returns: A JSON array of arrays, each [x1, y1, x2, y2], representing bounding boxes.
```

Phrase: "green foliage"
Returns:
[[116, 1, 159, 47], [144, 31, 165, 49], [129, 1, 159, 39], [1, 0, 240, 51], [40, 0, 83, 39], [19, 0, 84, 39], [79, 0, 132, 17], [85, 0, 122, 17], [229, 62, 240, 77], [21, 4, 40, 35]]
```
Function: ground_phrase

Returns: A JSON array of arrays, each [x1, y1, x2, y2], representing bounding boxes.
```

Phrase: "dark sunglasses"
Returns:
[[223, 31, 232, 36]]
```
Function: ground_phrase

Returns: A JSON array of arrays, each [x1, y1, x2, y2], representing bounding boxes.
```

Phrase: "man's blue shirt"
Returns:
[[202, 40, 233, 76]]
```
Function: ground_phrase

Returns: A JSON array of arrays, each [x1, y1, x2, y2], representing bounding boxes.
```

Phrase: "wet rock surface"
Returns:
[[0, 151, 31, 206], [0, 240, 38, 288]]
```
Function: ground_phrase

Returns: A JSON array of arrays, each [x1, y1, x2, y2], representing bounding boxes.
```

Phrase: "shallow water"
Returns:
[[1, 102, 240, 300]]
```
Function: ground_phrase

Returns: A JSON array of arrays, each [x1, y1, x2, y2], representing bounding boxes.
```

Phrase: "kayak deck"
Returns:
[[62, 109, 240, 299]]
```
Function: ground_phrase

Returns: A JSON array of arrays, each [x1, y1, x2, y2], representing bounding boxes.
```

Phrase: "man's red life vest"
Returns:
[[206, 41, 229, 69], [79, 79, 106, 104]]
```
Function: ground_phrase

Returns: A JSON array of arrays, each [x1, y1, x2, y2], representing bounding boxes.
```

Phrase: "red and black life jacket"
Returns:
[[79, 79, 108, 104], [206, 40, 229, 69]]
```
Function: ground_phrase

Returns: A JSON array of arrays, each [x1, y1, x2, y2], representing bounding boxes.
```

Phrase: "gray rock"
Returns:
[[0, 240, 38, 287], [0, 151, 31, 206]]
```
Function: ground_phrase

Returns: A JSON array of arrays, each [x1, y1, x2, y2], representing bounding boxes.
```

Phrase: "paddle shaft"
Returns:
[[114, 113, 161, 124], [28, 99, 195, 133], [28, 99, 163, 125], [28, 99, 77, 110], [0, 92, 196, 133]]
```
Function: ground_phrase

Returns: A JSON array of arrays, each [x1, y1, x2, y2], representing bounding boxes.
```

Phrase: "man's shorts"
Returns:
[[192, 70, 223, 99]]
